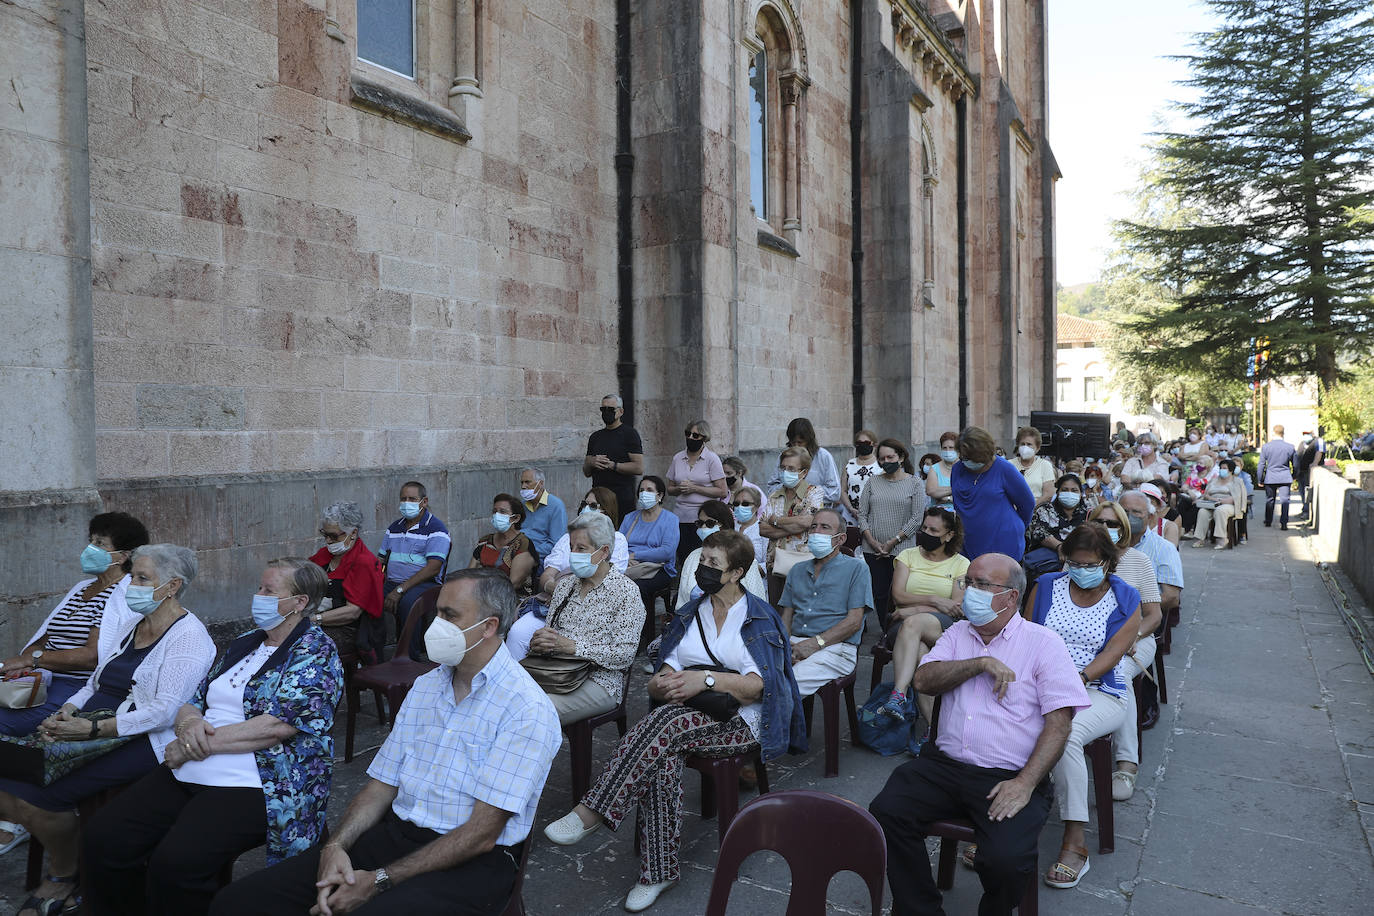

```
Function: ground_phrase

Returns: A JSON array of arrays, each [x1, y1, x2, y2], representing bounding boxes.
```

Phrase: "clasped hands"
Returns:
[[37, 706, 92, 742], [164, 716, 216, 769], [312, 845, 376, 916], [527, 627, 575, 656], [653, 669, 711, 704]]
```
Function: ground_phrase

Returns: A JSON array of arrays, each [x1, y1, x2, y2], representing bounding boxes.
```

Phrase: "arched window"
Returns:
[[745, 2, 808, 238]]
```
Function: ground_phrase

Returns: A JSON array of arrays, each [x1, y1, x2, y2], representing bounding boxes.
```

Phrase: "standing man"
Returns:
[[584, 395, 644, 520], [869, 553, 1088, 916], [519, 467, 568, 567], [1295, 431, 1325, 519], [778, 508, 872, 698], [381, 481, 451, 659], [1257, 425, 1298, 530], [208, 569, 560, 916]]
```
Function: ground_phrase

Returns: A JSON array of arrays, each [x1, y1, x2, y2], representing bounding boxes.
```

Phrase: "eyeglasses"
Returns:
[[1064, 561, 1103, 572], [578, 502, 599, 512], [957, 577, 1013, 592], [318, 529, 350, 542], [686, 434, 706, 441], [1097, 520, 1122, 528]]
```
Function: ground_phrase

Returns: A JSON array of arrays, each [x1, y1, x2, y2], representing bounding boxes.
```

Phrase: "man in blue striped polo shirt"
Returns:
[[381, 481, 451, 658]]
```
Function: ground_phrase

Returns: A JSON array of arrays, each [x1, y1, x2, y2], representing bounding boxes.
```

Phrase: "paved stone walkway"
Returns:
[[1, 515, 1370, 914]]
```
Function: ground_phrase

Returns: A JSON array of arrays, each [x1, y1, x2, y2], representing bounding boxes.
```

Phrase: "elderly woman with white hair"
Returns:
[[0, 544, 215, 916], [309, 500, 385, 665], [82, 557, 344, 916], [522, 512, 645, 724]]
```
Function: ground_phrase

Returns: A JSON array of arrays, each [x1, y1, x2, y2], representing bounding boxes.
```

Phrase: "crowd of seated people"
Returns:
[[3, 402, 1288, 916]]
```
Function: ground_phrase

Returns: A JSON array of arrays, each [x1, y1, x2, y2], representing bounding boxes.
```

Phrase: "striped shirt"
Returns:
[[921, 612, 1089, 771], [857, 474, 927, 555], [369, 646, 560, 845], [1113, 548, 1162, 605], [380, 511, 451, 584], [38, 582, 114, 679]]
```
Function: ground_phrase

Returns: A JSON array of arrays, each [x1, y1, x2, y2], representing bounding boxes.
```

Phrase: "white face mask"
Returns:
[[423, 616, 492, 667], [1017, 444, 1036, 460]]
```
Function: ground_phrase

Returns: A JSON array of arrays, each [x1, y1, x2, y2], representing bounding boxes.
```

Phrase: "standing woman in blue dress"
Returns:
[[949, 426, 1036, 562]]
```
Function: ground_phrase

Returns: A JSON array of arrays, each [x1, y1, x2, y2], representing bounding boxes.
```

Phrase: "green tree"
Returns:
[[1117, 0, 1374, 393]]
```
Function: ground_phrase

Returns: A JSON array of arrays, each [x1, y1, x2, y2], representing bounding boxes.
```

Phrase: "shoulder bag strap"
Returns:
[[693, 609, 727, 670]]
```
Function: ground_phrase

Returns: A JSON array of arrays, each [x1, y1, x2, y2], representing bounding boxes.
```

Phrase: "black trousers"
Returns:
[[1264, 483, 1291, 527], [208, 809, 519, 916], [82, 764, 268, 916], [632, 565, 674, 646], [676, 522, 700, 569], [864, 553, 896, 630], [869, 746, 1051, 916]]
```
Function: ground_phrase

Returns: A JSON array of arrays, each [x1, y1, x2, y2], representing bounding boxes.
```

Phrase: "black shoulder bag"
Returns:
[[681, 611, 744, 723]]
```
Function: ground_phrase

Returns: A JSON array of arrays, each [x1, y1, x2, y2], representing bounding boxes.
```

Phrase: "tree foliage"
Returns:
[[1116, 0, 1374, 393]]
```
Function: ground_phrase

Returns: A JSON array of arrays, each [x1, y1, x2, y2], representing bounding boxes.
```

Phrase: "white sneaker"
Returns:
[[624, 880, 676, 912], [543, 810, 601, 846]]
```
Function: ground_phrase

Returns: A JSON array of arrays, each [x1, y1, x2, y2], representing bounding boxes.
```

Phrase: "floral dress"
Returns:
[[762, 483, 825, 566], [190, 622, 344, 864], [843, 457, 879, 525]]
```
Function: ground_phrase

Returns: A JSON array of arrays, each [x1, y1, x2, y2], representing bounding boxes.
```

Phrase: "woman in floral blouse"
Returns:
[[759, 446, 825, 604], [82, 557, 344, 916]]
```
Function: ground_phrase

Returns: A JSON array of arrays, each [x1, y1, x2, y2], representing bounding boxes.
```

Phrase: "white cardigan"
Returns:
[[24, 575, 130, 652], [66, 589, 216, 761]]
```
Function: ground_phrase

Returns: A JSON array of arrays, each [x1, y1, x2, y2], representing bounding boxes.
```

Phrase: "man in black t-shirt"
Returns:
[[583, 394, 643, 520]]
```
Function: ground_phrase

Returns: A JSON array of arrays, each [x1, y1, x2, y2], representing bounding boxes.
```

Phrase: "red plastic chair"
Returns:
[[800, 671, 860, 778], [563, 668, 631, 800], [685, 749, 770, 844], [344, 588, 439, 762], [703, 790, 886, 916]]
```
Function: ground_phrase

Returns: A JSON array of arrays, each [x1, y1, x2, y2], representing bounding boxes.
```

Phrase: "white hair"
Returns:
[[568, 512, 615, 550], [602, 394, 623, 408], [132, 544, 198, 598], [321, 500, 363, 532], [520, 467, 546, 485]]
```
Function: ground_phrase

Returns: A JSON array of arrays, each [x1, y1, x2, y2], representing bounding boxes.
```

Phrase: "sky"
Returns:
[[1047, 0, 1220, 286]]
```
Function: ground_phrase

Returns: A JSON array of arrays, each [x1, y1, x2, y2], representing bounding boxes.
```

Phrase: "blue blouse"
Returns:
[[619, 509, 681, 577], [950, 457, 1036, 561]]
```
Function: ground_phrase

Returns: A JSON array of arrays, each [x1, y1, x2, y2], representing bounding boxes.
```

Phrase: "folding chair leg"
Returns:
[[936, 837, 958, 890], [1155, 652, 1168, 705], [1086, 738, 1115, 854]]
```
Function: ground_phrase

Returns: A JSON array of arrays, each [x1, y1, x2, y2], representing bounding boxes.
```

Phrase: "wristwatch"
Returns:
[[373, 867, 392, 893], [30, 650, 44, 661], [703, 673, 716, 689], [393, 586, 405, 596], [815, 636, 827, 648]]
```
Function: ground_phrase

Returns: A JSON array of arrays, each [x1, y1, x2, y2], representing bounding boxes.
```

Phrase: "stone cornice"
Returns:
[[888, 0, 978, 101]]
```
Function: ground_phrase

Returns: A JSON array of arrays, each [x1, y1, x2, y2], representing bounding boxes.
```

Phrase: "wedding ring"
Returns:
[[184, 742, 191, 752]]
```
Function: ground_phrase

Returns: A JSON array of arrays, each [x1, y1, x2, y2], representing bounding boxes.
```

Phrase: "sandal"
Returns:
[[1112, 769, 1137, 801], [960, 843, 977, 868], [16, 874, 79, 916], [1045, 846, 1090, 888], [0, 821, 28, 855]]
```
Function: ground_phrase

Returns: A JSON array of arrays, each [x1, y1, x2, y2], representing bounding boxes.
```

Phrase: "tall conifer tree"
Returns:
[[1118, 0, 1374, 392]]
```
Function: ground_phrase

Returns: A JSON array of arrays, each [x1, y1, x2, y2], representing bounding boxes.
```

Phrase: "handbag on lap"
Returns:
[[520, 591, 594, 695], [0, 710, 132, 786], [0, 671, 46, 710]]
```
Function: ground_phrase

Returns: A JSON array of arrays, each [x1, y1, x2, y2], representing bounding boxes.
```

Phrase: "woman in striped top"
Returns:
[[0, 512, 148, 853]]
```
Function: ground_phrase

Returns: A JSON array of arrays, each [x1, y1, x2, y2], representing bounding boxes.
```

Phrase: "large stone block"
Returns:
[[136, 383, 246, 430]]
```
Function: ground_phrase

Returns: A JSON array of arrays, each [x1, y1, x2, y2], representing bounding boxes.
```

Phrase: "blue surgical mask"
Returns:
[[251, 593, 297, 630], [399, 501, 422, 519], [491, 512, 513, 532], [1058, 491, 1081, 508], [637, 492, 658, 511], [1218, 469, 1230, 479], [1106, 526, 1123, 544], [696, 525, 719, 542], [780, 470, 802, 488], [125, 581, 171, 616], [807, 532, 836, 559], [733, 505, 754, 524], [81, 544, 113, 575], [569, 550, 601, 578], [1069, 565, 1106, 589], [941, 450, 959, 463], [962, 460, 986, 471], [961, 586, 1001, 626], [519, 488, 538, 503]]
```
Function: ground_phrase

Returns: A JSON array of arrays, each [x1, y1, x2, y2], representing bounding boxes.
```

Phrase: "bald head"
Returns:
[[967, 553, 1025, 598]]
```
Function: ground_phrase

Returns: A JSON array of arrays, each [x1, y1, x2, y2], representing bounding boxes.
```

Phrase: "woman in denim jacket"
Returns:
[[82, 558, 344, 916], [544, 531, 805, 912]]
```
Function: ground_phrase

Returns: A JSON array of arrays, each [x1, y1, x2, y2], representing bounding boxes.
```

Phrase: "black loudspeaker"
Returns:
[[1029, 411, 1113, 460]]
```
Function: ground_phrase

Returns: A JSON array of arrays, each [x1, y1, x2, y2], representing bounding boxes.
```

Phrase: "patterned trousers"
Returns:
[[582, 703, 758, 884]]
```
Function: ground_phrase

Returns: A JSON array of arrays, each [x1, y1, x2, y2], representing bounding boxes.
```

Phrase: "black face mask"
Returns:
[[695, 565, 727, 595], [880, 461, 901, 475], [725, 476, 738, 488], [1128, 515, 1146, 538], [915, 530, 943, 552], [855, 442, 874, 457], [600, 407, 618, 425], [685, 436, 704, 453]]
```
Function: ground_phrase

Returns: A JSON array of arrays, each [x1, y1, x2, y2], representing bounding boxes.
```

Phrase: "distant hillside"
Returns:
[[1057, 282, 1109, 320]]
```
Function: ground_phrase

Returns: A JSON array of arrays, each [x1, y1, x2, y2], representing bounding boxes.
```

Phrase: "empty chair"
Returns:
[[344, 587, 439, 762], [704, 790, 886, 916]]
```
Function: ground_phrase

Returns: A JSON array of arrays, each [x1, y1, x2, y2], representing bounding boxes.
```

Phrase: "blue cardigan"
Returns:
[[620, 508, 681, 577], [950, 456, 1036, 561], [1030, 571, 1140, 698]]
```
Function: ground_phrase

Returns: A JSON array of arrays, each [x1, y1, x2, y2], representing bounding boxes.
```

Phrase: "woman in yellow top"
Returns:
[[880, 507, 970, 728]]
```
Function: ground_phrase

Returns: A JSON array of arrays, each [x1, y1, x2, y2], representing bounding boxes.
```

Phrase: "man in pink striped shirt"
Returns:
[[869, 553, 1088, 915]]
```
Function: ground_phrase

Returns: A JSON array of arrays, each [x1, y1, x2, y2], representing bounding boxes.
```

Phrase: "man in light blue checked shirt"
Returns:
[[210, 569, 560, 916]]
